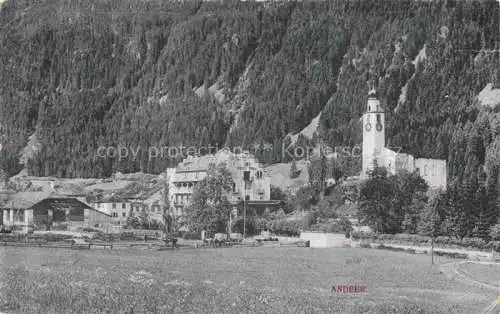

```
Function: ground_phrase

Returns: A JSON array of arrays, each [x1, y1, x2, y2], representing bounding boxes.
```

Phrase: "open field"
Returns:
[[0, 247, 497, 313]]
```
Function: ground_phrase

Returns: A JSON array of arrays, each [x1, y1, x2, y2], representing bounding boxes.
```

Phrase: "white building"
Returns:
[[361, 88, 447, 188], [92, 196, 132, 227], [170, 149, 272, 216]]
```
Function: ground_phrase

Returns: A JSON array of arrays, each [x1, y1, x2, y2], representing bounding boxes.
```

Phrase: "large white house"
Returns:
[[170, 149, 272, 216], [361, 88, 447, 188]]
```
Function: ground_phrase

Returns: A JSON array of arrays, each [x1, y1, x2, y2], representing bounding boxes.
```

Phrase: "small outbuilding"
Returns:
[[2, 193, 112, 232]]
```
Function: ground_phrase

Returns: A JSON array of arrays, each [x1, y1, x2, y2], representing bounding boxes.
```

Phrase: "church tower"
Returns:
[[362, 87, 385, 178]]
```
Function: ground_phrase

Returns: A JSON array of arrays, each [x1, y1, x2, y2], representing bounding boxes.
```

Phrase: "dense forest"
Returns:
[[0, 0, 498, 193]]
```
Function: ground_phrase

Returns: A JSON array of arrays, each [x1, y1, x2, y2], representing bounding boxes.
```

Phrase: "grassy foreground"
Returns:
[[0, 246, 496, 313]]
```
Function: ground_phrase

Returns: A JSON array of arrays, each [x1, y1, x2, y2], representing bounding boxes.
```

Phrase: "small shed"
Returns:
[[29, 197, 112, 231], [1, 193, 112, 232]]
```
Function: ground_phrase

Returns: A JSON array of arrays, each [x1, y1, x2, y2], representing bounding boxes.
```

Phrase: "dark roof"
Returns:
[[176, 155, 217, 172], [368, 88, 377, 98], [1, 191, 55, 209], [29, 198, 111, 217]]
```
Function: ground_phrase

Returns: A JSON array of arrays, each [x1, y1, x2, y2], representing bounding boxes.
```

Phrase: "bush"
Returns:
[[182, 232, 201, 240], [232, 219, 257, 236], [484, 241, 500, 252], [462, 237, 488, 250], [359, 242, 371, 248], [489, 222, 500, 240], [0, 225, 14, 233], [350, 231, 375, 240], [82, 227, 100, 233], [51, 223, 69, 231], [301, 212, 316, 230], [32, 233, 73, 242], [268, 219, 300, 236], [120, 232, 135, 241]]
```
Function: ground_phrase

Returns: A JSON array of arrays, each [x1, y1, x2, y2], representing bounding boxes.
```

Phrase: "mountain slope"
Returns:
[[0, 0, 498, 187]]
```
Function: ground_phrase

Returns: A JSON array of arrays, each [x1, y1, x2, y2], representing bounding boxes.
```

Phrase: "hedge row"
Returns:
[[181, 232, 201, 240], [267, 220, 301, 237]]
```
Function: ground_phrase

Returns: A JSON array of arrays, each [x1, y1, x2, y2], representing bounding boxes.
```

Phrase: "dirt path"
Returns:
[[439, 261, 499, 314]]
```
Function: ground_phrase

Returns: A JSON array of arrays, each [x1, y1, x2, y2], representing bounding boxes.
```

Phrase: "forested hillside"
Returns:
[[0, 0, 498, 192]]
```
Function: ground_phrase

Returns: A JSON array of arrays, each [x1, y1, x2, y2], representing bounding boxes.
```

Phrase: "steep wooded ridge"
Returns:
[[0, 0, 498, 183]]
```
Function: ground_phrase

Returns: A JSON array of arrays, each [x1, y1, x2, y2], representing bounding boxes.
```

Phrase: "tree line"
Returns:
[[0, 0, 497, 185]]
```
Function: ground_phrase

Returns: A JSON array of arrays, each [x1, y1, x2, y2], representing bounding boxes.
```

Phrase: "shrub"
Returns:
[[182, 232, 201, 240], [484, 241, 500, 252], [350, 231, 375, 240], [268, 219, 300, 236], [301, 212, 316, 230], [359, 242, 371, 248], [35, 233, 73, 242], [51, 223, 68, 231], [120, 232, 135, 241], [82, 227, 100, 233], [232, 219, 257, 236], [462, 237, 488, 250], [489, 222, 500, 241]]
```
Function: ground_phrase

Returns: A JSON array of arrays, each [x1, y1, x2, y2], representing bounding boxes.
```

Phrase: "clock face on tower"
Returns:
[[365, 123, 372, 131], [376, 123, 383, 131]]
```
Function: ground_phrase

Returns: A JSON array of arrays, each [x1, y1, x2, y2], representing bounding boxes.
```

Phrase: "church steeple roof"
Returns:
[[368, 88, 377, 98], [368, 80, 377, 98]]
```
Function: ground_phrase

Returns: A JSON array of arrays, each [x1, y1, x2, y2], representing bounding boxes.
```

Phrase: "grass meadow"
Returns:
[[457, 261, 500, 287], [0, 246, 497, 313]]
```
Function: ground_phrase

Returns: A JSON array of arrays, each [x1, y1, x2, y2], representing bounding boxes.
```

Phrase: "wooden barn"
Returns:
[[2, 193, 112, 232]]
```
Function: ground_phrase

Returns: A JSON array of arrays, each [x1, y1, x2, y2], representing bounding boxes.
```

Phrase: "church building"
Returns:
[[361, 88, 447, 188]]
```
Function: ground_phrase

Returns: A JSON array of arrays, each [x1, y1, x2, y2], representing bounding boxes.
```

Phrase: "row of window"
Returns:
[[110, 203, 127, 209]]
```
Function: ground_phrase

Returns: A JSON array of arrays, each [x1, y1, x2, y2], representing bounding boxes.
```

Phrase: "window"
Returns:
[[243, 171, 250, 181], [122, 212, 126, 217], [376, 114, 381, 123], [117, 221, 120, 225], [256, 171, 262, 179], [245, 195, 250, 201], [259, 195, 264, 200], [112, 203, 116, 209], [112, 212, 117, 217], [232, 182, 236, 192], [122, 203, 126, 209]]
